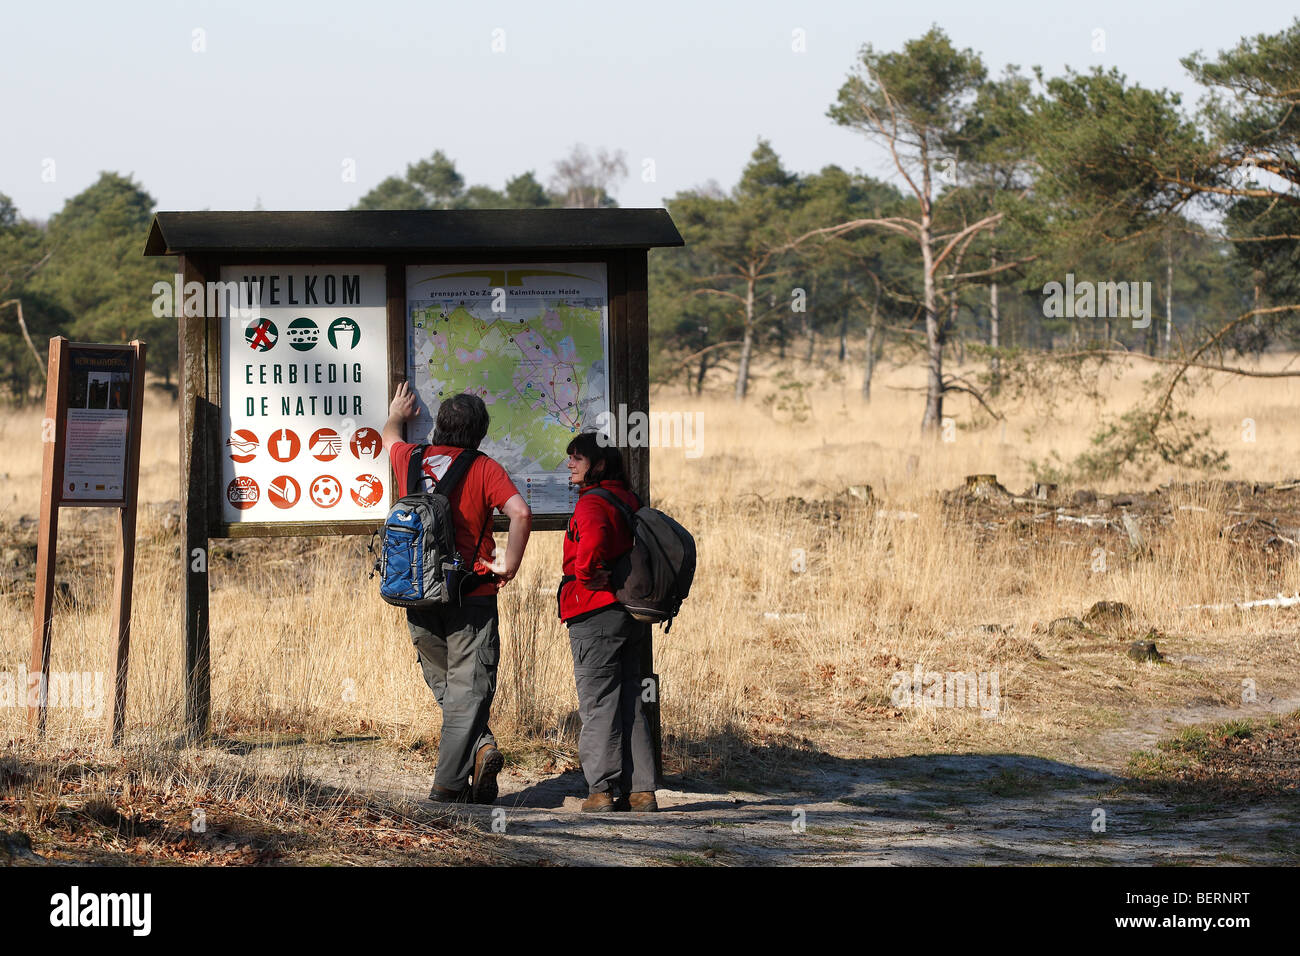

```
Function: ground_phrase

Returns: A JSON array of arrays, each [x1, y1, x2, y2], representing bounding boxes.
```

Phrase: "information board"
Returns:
[[63, 345, 134, 502], [405, 263, 610, 514], [218, 264, 390, 523]]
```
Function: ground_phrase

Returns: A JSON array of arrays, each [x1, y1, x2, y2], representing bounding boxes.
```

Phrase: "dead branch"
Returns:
[[1048, 347, 1300, 379], [0, 298, 46, 379]]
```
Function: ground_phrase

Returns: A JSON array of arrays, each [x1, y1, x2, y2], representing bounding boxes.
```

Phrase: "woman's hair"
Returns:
[[566, 430, 628, 484], [432, 393, 490, 448]]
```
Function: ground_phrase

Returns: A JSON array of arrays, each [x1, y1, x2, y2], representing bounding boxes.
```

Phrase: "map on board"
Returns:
[[405, 263, 610, 514]]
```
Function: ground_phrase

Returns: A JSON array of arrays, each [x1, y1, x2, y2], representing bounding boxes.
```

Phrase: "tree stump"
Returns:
[[965, 474, 1012, 502]]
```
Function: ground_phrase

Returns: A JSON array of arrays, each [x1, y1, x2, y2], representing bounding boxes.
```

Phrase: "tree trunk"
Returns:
[[862, 323, 877, 401], [839, 278, 848, 362], [1164, 236, 1173, 357], [862, 279, 882, 401], [695, 350, 710, 395], [948, 245, 965, 367], [920, 209, 943, 432], [735, 277, 756, 400], [1253, 275, 1262, 361], [804, 279, 814, 361], [989, 252, 1000, 393]]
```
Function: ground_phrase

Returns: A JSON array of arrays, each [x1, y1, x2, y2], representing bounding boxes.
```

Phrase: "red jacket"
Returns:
[[559, 479, 640, 622]]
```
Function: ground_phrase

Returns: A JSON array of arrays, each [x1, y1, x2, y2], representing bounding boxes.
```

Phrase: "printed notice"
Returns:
[[63, 347, 133, 501]]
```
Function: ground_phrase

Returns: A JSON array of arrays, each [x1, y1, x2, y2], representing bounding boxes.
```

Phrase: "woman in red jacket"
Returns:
[[559, 431, 657, 812]]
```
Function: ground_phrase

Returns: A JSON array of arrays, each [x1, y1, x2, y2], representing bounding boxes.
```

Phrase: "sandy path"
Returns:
[[269, 689, 1300, 866]]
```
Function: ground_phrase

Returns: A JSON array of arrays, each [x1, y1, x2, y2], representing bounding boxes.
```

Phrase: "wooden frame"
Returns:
[[30, 337, 146, 744], [149, 211, 679, 744], [195, 251, 647, 537]]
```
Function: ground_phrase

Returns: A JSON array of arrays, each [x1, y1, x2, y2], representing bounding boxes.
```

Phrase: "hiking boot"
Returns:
[[471, 743, 504, 805], [428, 783, 471, 804], [627, 791, 658, 812], [581, 791, 617, 813]]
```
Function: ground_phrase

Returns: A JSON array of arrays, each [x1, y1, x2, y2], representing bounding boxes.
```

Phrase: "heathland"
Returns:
[[1, 351, 1297, 864]]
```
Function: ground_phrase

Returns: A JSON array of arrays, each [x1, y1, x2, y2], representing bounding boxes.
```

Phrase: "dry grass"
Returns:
[[3, 349, 1300, 782], [0, 744, 493, 864]]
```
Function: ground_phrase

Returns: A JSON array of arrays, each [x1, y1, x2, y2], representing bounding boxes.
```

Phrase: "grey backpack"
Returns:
[[591, 489, 696, 632]]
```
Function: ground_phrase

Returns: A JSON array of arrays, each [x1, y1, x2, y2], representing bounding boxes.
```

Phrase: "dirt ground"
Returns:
[[187, 686, 1298, 867]]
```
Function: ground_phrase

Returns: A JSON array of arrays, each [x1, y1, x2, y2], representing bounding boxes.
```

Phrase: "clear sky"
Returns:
[[2, 0, 1294, 221]]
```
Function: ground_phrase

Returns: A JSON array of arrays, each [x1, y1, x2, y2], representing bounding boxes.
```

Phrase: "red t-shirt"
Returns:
[[388, 441, 520, 598]]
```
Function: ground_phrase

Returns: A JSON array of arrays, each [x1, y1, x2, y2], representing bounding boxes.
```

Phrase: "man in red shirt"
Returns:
[[383, 382, 532, 804]]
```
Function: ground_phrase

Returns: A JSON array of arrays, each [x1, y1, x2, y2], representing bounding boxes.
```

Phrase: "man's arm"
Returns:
[[382, 380, 418, 448], [493, 493, 532, 588]]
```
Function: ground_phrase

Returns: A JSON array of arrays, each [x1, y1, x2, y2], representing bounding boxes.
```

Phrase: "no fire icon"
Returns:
[[245, 319, 278, 352]]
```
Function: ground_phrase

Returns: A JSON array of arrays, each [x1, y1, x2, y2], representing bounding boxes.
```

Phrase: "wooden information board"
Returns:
[[145, 209, 682, 781], [30, 338, 146, 744]]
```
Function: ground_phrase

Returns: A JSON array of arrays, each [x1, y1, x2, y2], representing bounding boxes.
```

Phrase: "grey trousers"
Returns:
[[567, 605, 656, 797], [408, 602, 499, 790]]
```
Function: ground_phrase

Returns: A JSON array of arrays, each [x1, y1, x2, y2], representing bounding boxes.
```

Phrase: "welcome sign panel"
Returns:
[[218, 264, 390, 524]]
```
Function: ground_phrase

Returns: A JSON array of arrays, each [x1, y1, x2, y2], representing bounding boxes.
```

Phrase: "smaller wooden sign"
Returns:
[[30, 337, 146, 744]]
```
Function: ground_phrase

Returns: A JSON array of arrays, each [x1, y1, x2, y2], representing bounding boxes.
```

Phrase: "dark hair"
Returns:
[[566, 430, 627, 484], [433, 393, 490, 448]]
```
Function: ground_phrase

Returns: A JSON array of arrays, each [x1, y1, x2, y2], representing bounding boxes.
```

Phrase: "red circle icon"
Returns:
[[267, 428, 301, 462], [226, 428, 259, 463], [310, 427, 342, 461], [350, 427, 383, 460], [267, 475, 301, 509], [309, 475, 342, 508], [227, 476, 259, 510], [351, 474, 384, 508]]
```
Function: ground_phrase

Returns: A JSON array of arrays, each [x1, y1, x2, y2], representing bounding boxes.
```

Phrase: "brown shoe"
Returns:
[[428, 783, 471, 804], [581, 792, 617, 813], [471, 744, 504, 805], [627, 791, 658, 812]]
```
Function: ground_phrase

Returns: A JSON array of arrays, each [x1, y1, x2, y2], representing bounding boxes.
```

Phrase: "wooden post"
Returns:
[[179, 255, 212, 740], [108, 341, 146, 745], [28, 337, 69, 734], [623, 249, 663, 787]]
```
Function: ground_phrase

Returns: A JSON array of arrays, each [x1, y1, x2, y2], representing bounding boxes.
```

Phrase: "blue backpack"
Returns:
[[373, 445, 488, 608]]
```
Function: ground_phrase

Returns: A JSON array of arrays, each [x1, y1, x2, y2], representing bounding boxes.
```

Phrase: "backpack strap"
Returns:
[[556, 573, 576, 620], [405, 444, 430, 497], [432, 450, 496, 586], [589, 487, 636, 532], [439, 450, 491, 565]]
